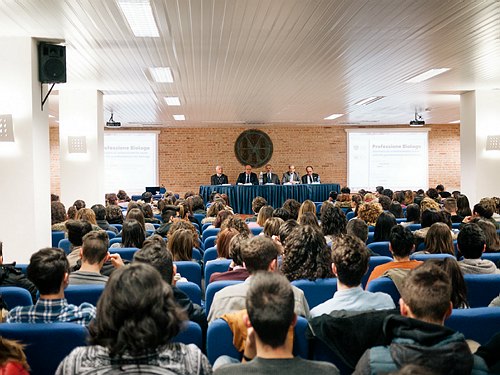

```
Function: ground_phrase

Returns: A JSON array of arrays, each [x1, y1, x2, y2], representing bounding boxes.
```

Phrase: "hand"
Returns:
[[243, 326, 257, 362], [463, 216, 472, 223], [108, 253, 125, 268]]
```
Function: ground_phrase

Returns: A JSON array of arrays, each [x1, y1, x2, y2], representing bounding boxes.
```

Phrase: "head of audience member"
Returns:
[[256, 205, 274, 227], [381, 189, 393, 199], [91, 204, 107, 222], [374, 212, 397, 242], [377, 195, 392, 211], [188, 195, 205, 213], [329, 191, 338, 202], [263, 217, 285, 238], [89, 263, 185, 358], [51, 201, 67, 225], [405, 203, 420, 224], [278, 219, 299, 247], [452, 191, 461, 200], [126, 201, 139, 213], [141, 191, 153, 204], [340, 186, 351, 194], [389, 202, 404, 218], [116, 189, 130, 202], [228, 234, 250, 267], [363, 193, 376, 203], [27, 248, 69, 296], [400, 264, 452, 325], [141, 204, 155, 221], [125, 208, 147, 231], [184, 191, 196, 199], [175, 200, 192, 221], [213, 210, 233, 228], [81, 231, 109, 267], [443, 197, 458, 215], [331, 235, 370, 287], [66, 220, 93, 247], [424, 222, 454, 255], [456, 194, 472, 217], [216, 228, 239, 259], [51, 193, 59, 202], [73, 199, 86, 211], [76, 208, 97, 225], [420, 198, 440, 214], [298, 212, 320, 228], [121, 219, 146, 249], [457, 223, 486, 259], [167, 220, 199, 248], [245, 271, 296, 350], [220, 216, 251, 236], [133, 235, 174, 284], [420, 258, 469, 309], [357, 202, 383, 226], [67, 206, 78, 220], [346, 218, 369, 243], [282, 225, 333, 281], [220, 193, 231, 208], [351, 194, 363, 211], [167, 228, 193, 262], [337, 193, 351, 203], [206, 200, 225, 219], [272, 208, 291, 221], [472, 202, 494, 220], [493, 196, 500, 215], [474, 219, 500, 252], [426, 188, 440, 201], [375, 186, 384, 195], [297, 200, 316, 222], [105, 205, 124, 225], [282, 199, 301, 220], [393, 191, 405, 204], [320, 203, 347, 238], [105, 193, 118, 206], [389, 225, 415, 259], [241, 236, 280, 274], [435, 184, 445, 193], [251, 196, 267, 215], [404, 190, 414, 205]]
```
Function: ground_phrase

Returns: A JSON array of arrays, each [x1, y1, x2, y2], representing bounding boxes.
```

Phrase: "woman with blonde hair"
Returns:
[[167, 228, 194, 262], [256, 205, 274, 227], [357, 202, 383, 226], [297, 200, 316, 222], [75, 208, 101, 231]]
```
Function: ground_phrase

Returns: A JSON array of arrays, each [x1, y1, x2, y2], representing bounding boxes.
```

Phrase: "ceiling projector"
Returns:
[[106, 113, 121, 127]]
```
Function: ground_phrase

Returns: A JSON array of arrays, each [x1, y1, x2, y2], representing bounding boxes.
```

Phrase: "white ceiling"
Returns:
[[1, 0, 500, 127]]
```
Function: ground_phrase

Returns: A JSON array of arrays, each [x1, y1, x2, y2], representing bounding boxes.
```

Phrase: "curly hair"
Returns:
[[281, 225, 333, 281], [206, 201, 226, 218], [282, 199, 301, 220], [51, 201, 67, 225], [357, 202, 383, 226], [320, 202, 347, 237], [89, 263, 186, 358], [420, 197, 440, 212], [213, 210, 233, 228], [331, 235, 370, 287], [220, 216, 250, 236]]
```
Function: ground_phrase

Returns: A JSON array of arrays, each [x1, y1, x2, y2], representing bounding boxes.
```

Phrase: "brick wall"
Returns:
[[49, 124, 460, 197], [49, 126, 60, 196]]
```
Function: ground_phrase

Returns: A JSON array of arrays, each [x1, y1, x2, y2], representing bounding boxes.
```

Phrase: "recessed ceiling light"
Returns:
[[117, 0, 159, 37], [355, 96, 385, 106], [164, 97, 181, 106], [324, 113, 344, 120], [149, 67, 173, 83], [406, 68, 450, 83], [449, 120, 460, 123], [173, 115, 185, 121]]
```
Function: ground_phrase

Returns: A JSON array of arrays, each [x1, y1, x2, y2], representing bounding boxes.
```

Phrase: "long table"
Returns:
[[199, 183, 341, 214]]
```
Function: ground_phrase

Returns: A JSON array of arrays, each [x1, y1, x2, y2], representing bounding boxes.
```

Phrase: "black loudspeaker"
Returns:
[[38, 43, 66, 83]]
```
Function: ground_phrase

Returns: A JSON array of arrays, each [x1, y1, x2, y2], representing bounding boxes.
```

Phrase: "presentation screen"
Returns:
[[347, 129, 429, 191], [104, 132, 158, 195]]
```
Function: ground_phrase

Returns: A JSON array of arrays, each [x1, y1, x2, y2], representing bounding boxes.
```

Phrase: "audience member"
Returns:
[[56, 263, 211, 374], [282, 199, 301, 220], [213, 210, 234, 229], [373, 212, 397, 242], [277, 220, 300, 248], [443, 197, 463, 223], [272, 207, 291, 221], [377, 195, 391, 211], [419, 222, 455, 256], [167, 228, 195, 262], [154, 204, 179, 236], [91, 204, 119, 234], [65, 220, 93, 268], [388, 202, 404, 219], [0, 337, 29, 374], [112, 219, 146, 250], [215, 228, 239, 259], [75, 208, 102, 231], [141, 203, 161, 225], [297, 200, 316, 222], [335, 193, 352, 212], [126, 207, 154, 231], [457, 194, 472, 217], [346, 218, 369, 243], [457, 223, 500, 274], [202, 201, 226, 224], [328, 190, 338, 203], [105, 204, 123, 225], [475, 219, 500, 252], [320, 203, 347, 243], [247, 197, 267, 222], [311, 235, 395, 317], [73, 199, 86, 211], [0, 241, 37, 303], [221, 216, 251, 237], [400, 203, 420, 228], [255, 205, 273, 227], [357, 202, 383, 226], [51, 201, 68, 231], [404, 190, 414, 205], [263, 217, 284, 239], [298, 212, 320, 228], [210, 234, 250, 283], [7, 248, 95, 326]]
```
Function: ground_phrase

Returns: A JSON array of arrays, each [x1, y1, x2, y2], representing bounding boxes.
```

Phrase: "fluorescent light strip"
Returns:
[[449, 120, 460, 124], [164, 97, 181, 106], [117, 0, 159, 37], [324, 113, 344, 120], [354, 96, 385, 106], [149, 67, 173, 83], [406, 68, 450, 83], [173, 115, 185, 121]]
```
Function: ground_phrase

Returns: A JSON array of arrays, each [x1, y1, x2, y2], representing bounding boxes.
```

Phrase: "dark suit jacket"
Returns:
[[282, 171, 301, 184], [301, 173, 320, 184], [236, 172, 258, 185], [210, 174, 228, 185], [263, 172, 280, 184]]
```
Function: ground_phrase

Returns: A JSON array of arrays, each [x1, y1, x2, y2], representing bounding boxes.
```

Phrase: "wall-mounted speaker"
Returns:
[[38, 42, 66, 83]]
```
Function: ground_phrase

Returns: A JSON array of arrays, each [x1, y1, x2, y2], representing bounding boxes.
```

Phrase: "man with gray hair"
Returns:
[[211, 165, 228, 185]]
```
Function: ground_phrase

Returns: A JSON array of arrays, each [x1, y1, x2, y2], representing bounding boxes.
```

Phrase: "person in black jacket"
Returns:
[[211, 165, 229, 185], [0, 241, 37, 304], [236, 165, 258, 185]]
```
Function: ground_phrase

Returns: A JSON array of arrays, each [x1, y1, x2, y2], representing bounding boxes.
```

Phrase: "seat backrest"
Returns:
[[57, 238, 72, 255], [0, 286, 33, 309], [291, 278, 338, 309], [367, 241, 392, 257], [346, 211, 355, 221], [361, 256, 393, 288], [415, 242, 426, 252], [109, 247, 139, 261], [395, 218, 407, 223], [204, 235, 218, 249], [202, 223, 212, 232], [205, 280, 243, 315], [250, 226, 263, 236], [65, 284, 105, 306], [0, 323, 87, 375], [193, 213, 206, 224], [366, 277, 400, 306], [202, 228, 220, 241], [110, 223, 123, 231], [206, 317, 309, 365], [109, 237, 122, 246], [410, 253, 455, 261], [482, 252, 500, 267], [176, 281, 202, 305], [366, 232, 375, 244], [406, 223, 422, 231], [464, 274, 500, 307], [205, 259, 232, 286], [192, 248, 202, 261], [105, 230, 116, 239], [445, 307, 500, 345], [174, 261, 202, 288], [52, 231, 65, 248], [172, 321, 203, 349], [203, 247, 218, 263]]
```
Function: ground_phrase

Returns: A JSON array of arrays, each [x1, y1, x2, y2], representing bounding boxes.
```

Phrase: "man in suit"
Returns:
[[262, 163, 280, 184], [236, 165, 258, 185], [211, 165, 229, 185], [301, 165, 320, 184], [282, 165, 300, 184]]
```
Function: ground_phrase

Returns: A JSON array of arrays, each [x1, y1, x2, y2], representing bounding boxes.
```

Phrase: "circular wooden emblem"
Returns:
[[234, 129, 273, 168]]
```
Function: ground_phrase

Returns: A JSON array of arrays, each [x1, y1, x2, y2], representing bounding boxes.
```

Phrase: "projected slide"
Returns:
[[347, 130, 428, 191], [104, 132, 158, 194]]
